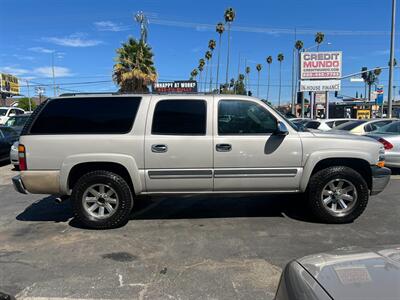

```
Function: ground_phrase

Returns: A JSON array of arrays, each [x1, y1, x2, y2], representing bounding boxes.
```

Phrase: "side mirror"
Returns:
[[274, 121, 289, 136]]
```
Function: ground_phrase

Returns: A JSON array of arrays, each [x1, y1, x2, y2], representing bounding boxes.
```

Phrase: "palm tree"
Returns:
[[215, 22, 225, 90], [198, 58, 205, 92], [277, 53, 284, 108], [256, 64, 262, 97], [266, 56, 273, 100], [245, 66, 251, 93], [113, 37, 157, 93], [190, 68, 198, 81], [208, 39, 216, 91], [315, 32, 325, 51], [224, 7, 236, 85], [204, 51, 212, 92]]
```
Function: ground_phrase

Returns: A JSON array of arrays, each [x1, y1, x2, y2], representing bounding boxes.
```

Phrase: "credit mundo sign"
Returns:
[[300, 51, 342, 80]]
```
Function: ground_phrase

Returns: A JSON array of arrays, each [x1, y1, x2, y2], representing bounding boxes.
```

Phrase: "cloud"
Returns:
[[43, 33, 102, 47], [0, 66, 30, 76], [94, 21, 127, 32], [33, 66, 73, 77], [29, 47, 54, 53], [13, 54, 35, 61]]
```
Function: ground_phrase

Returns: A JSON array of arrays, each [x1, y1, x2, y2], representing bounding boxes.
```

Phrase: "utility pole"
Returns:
[[26, 80, 32, 112], [291, 28, 297, 115], [52, 52, 56, 96], [388, 0, 396, 118]]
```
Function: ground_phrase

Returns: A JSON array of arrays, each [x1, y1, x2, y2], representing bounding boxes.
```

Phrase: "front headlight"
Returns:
[[11, 141, 19, 151]]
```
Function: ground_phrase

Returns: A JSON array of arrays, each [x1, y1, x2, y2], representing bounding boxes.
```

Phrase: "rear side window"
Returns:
[[152, 100, 206, 135], [29, 97, 141, 134], [305, 121, 321, 129]]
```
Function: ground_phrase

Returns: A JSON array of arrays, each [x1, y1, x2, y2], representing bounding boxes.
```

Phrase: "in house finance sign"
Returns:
[[300, 51, 342, 92]]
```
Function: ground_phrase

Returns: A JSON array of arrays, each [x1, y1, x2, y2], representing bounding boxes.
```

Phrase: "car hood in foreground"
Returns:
[[298, 245, 400, 299]]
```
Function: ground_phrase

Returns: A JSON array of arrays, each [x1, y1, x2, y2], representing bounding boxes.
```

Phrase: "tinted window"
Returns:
[[335, 120, 366, 131], [0, 127, 17, 138], [334, 120, 350, 127], [366, 121, 392, 132], [218, 100, 277, 135], [377, 121, 400, 133], [152, 100, 206, 135], [30, 97, 141, 134], [0, 109, 7, 116], [5, 115, 29, 127], [325, 121, 334, 128], [305, 121, 321, 129]]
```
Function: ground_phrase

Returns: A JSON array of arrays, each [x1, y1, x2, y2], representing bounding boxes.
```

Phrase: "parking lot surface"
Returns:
[[0, 164, 400, 300]]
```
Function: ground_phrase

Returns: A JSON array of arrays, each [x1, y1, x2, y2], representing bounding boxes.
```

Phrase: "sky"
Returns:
[[0, 0, 399, 103]]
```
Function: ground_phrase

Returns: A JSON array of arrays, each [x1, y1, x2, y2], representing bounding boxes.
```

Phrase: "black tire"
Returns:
[[71, 170, 133, 229], [307, 166, 369, 224]]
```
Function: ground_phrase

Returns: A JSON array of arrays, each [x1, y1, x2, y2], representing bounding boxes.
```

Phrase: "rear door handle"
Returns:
[[151, 144, 168, 153], [216, 143, 232, 152]]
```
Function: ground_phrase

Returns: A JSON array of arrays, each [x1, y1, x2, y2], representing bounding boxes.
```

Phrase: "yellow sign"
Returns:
[[0, 73, 20, 95], [356, 109, 371, 119]]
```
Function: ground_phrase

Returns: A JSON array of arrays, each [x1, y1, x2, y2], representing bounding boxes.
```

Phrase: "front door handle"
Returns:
[[216, 143, 232, 152], [151, 144, 168, 153]]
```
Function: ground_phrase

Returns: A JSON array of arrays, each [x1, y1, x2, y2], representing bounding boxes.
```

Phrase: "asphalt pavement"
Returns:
[[0, 163, 399, 300]]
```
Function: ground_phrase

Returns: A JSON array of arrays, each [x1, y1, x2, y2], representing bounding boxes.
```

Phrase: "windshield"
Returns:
[[372, 121, 400, 134], [335, 120, 367, 131], [5, 115, 29, 127], [0, 109, 7, 116]]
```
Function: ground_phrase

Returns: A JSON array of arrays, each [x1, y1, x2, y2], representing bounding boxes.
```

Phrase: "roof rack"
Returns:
[[58, 91, 219, 97]]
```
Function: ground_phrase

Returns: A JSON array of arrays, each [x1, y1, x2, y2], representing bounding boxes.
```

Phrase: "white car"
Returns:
[[303, 119, 355, 131], [0, 107, 25, 125], [334, 119, 398, 135]]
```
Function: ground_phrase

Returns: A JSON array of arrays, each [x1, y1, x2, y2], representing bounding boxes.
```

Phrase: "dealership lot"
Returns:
[[0, 164, 399, 300]]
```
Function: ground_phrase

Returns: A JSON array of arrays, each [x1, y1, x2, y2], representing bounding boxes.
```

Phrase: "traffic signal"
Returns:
[[297, 92, 303, 104], [335, 91, 338, 97]]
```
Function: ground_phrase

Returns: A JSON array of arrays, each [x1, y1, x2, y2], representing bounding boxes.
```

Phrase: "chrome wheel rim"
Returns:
[[321, 179, 357, 217], [82, 184, 119, 219]]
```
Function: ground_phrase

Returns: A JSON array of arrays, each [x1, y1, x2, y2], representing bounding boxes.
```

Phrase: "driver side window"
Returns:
[[218, 100, 277, 135]]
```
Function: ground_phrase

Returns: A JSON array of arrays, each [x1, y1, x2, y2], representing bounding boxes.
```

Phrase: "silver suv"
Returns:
[[13, 94, 391, 229]]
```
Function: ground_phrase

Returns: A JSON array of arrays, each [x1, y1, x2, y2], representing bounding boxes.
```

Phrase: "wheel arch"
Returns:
[[60, 154, 143, 195], [301, 153, 373, 192]]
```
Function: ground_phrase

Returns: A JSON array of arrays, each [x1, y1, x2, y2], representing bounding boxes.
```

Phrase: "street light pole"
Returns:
[[388, 0, 396, 118]]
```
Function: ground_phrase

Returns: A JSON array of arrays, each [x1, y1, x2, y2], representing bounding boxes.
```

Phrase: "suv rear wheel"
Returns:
[[71, 170, 133, 229], [307, 166, 369, 223]]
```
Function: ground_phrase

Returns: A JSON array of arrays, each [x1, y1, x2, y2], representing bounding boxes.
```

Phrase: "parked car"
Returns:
[[366, 121, 400, 168], [4, 114, 31, 134], [0, 126, 19, 162], [13, 94, 390, 229], [304, 118, 355, 131], [275, 246, 400, 299], [0, 107, 25, 125], [333, 119, 398, 135]]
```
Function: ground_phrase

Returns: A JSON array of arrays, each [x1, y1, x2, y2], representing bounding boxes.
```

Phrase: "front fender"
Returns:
[[299, 150, 374, 192], [59, 153, 143, 195]]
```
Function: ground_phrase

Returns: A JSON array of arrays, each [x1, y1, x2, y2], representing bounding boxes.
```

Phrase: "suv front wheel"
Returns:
[[307, 166, 369, 223], [71, 170, 134, 229]]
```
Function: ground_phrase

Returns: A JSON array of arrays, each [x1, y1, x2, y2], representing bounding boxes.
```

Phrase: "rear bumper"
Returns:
[[370, 166, 391, 195], [12, 171, 61, 195], [12, 175, 27, 194]]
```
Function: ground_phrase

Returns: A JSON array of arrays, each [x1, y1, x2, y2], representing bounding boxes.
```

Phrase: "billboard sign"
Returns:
[[301, 51, 342, 79], [300, 79, 341, 92], [153, 80, 197, 93], [0, 73, 20, 95]]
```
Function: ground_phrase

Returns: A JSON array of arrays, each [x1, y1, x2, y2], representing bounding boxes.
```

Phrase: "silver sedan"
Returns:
[[366, 121, 400, 168]]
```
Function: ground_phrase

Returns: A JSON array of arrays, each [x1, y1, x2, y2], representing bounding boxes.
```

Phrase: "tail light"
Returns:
[[18, 144, 27, 171], [378, 138, 394, 150]]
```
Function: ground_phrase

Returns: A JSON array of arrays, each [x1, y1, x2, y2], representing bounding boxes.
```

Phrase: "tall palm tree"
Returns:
[[215, 22, 225, 90], [277, 53, 284, 108], [315, 32, 325, 51], [224, 7, 236, 85], [190, 68, 198, 81], [256, 64, 262, 97], [245, 66, 251, 93], [266, 56, 273, 100], [113, 37, 157, 93], [204, 51, 212, 92], [208, 39, 216, 91], [198, 58, 205, 92]]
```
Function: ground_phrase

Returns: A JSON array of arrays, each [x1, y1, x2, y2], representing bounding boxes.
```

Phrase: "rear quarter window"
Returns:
[[29, 97, 141, 134]]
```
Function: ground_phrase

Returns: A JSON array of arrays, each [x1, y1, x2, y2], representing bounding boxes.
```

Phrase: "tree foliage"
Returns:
[[112, 37, 157, 93], [17, 97, 37, 111]]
